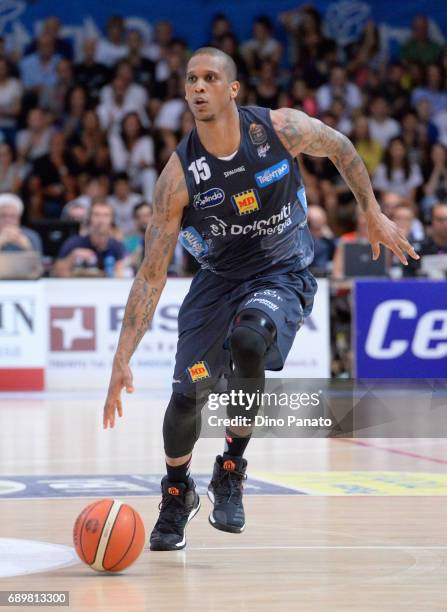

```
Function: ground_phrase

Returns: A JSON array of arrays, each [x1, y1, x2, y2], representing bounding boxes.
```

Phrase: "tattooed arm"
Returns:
[[103, 153, 188, 428], [271, 108, 419, 264]]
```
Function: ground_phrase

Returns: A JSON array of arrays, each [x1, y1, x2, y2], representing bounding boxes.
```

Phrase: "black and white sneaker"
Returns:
[[149, 477, 200, 551], [208, 455, 247, 533]]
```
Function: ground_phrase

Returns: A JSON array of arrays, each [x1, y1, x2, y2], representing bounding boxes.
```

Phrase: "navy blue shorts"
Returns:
[[172, 267, 317, 395]]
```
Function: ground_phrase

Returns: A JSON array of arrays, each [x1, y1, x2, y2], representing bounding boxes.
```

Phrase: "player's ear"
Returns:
[[230, 80, 240, 100]]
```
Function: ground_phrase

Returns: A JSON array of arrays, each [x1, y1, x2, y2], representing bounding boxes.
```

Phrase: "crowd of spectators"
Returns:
[[0, 9, 446, 281]]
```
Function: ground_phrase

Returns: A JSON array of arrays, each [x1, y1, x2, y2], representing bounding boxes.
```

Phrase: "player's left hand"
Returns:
[[366, 210, 420, 265]]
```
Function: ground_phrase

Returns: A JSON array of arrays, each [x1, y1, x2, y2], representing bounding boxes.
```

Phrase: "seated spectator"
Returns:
[[109, 111, 156, 202], [97, 73, 148, 133], [126, 30, 155, 90], [414, 98, 439, 146], [74, 38, 109, 103], [39, 57, 74, 116], [69, 109, 110, 176], [208, 14, 233, 48], [218, 33, 249, 80], [124, 201, 152, 272], [380, 191, 425, 241], [373, 137, 423, 202], [368, 96, 400, 148], [0, 58, 22, 144], [62, 175, 109, 217], [241, 16, 282, 72], [307, 205, 335, 273], [351, 115, 383, 175], [390, 203, 422, 276], [332, 207, 369, 279], [29, 131, 77, 218], [154, 73, 186, 132], [316, 65, 362, 114], [0, 193, 42, 252], [421, 143, 447, 220], [411, 64, 447, 118], [145, 21, 173, 63], [95, 16, 128, 67], [420, 203, 447, 255], [99, 60, 147, 114], [253, 60, 285, 109], [24, 16, 73, 61], [16, 107, 54, 166], [400, 111, 426, 165], [53, 200, 126, 277], [0, 143, 26, 193], [380, 62, 409, 116], [107, 173, 143, 236], [289, 79, 317, 116], [399, 15, 443, 66], [20, 32, 61, 94], [62, 85, 89, 140]]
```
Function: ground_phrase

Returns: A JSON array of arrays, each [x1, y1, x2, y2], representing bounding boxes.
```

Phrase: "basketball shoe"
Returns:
[[150, 476, 200, 550], [208, 455, 247, 533]]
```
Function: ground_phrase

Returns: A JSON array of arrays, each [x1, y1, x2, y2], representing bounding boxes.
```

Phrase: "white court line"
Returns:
[[188, 545, 447, 551]]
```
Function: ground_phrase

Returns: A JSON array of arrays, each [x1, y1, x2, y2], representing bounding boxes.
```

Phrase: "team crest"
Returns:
[[249, 122, 267, 145], [187, 361, 211, 382], [231, 189, 261, 215]]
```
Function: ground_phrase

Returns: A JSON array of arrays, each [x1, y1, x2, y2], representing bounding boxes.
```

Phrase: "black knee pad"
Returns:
[[163, 392, 205, 458], [230, 309, 277, 375]]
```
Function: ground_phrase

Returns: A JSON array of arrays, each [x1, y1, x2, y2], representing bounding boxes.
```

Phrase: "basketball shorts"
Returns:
[[172, 266, 318, 395]]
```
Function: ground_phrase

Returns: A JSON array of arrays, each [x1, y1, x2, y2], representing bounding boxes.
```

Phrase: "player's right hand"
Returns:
[[103, 356, 134, 429]]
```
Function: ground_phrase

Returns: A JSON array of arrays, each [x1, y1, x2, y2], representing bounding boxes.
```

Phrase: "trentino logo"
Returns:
[[193, 188, 225, 210], [255, 159, 289, 188], [179, 226, 208, 259]]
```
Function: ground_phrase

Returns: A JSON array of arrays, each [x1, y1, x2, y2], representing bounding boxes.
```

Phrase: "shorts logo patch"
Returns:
[[255, 159, 289, 188], [193, 188, 225, 210], [231, 189, 261, 215], [187, 361, 211, 382], [249, 122, 267, 145]]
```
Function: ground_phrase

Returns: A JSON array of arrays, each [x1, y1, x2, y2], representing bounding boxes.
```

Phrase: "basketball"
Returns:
[[73, 499, 145, 572]]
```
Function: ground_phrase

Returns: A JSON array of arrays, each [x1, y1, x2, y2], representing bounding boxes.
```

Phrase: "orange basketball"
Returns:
[[73, 499, 145, 572]]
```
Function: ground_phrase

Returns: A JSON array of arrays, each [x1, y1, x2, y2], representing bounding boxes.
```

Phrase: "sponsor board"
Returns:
[[355, 280, 447, 377]]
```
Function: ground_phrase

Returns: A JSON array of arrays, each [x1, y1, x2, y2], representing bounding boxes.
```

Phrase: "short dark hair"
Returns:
[[189, 46, 237, 81], [133, 201, 151, 217]]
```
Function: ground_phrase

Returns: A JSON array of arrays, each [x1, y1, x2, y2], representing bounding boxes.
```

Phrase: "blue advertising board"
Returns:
[[355, 280, 447, 378]]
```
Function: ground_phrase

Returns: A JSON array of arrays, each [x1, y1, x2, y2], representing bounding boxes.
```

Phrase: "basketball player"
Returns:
[[103, 48, 418, 550]]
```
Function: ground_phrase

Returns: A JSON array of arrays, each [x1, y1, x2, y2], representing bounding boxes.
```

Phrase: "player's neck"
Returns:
[[195, 104, 240, 158]]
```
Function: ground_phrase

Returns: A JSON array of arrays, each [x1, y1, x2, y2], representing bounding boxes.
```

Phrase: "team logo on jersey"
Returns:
[[255, 159, 289, 188], [187, 361, 211, 382], [193, 188, 225, 210], [257, 143, 271, 158], [249, 122, 267, 145], [179, 226, 208, 259], [231, 189, 261, 215]]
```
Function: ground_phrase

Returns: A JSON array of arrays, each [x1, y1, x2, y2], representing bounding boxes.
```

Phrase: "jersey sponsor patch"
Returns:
[[255, 159, 290, 188], [249, 122, 267, 145], [179, 226, 208, 259], [193, 187, 225, 210], [231, 189, 261, 215], [187, 361, 211, 382], [297, 185, 308, 212]]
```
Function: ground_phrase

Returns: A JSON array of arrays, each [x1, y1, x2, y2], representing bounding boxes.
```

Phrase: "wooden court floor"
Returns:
[[0, 391, 446, 611]]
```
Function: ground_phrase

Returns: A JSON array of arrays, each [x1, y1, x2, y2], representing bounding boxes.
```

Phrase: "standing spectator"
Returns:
[[95, 16, 128, 67], [399, 15, 443, 66], [368, 96, 400, 147], [107, 173, 143, 236], [74, 39, 110, 102], [0, 143, 26, 193], [241, 16, 282, 72], [0, 193, 42, 252], [420, 203, 447, 255], [16, 107, 54, 165], [109, 112, 156, 202], [53, 200, 126, 277], [0, 58, 22, 144], [373, 137, 423, 202], [19, 33, 61, 94], [316, 65, 362, 114]]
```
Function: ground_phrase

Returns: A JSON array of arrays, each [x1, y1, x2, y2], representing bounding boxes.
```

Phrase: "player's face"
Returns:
[[185, 55, 238, 122]]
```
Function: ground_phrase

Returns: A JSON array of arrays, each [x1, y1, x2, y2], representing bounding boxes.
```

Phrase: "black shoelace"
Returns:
[[214, 468, 247, 501], [156, 493, 189, 534]]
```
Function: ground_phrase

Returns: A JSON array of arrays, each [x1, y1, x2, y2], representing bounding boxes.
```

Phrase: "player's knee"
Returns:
[[163, 392, 203, 458], [230, 326, 267, 367]]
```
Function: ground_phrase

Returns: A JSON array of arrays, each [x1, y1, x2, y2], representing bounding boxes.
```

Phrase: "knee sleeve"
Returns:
[[163, 392, 204, 458], [230, 309, 277, 377]]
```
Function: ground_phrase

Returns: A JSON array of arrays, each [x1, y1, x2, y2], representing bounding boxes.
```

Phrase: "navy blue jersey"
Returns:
[[176, 105, 313, 279]]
